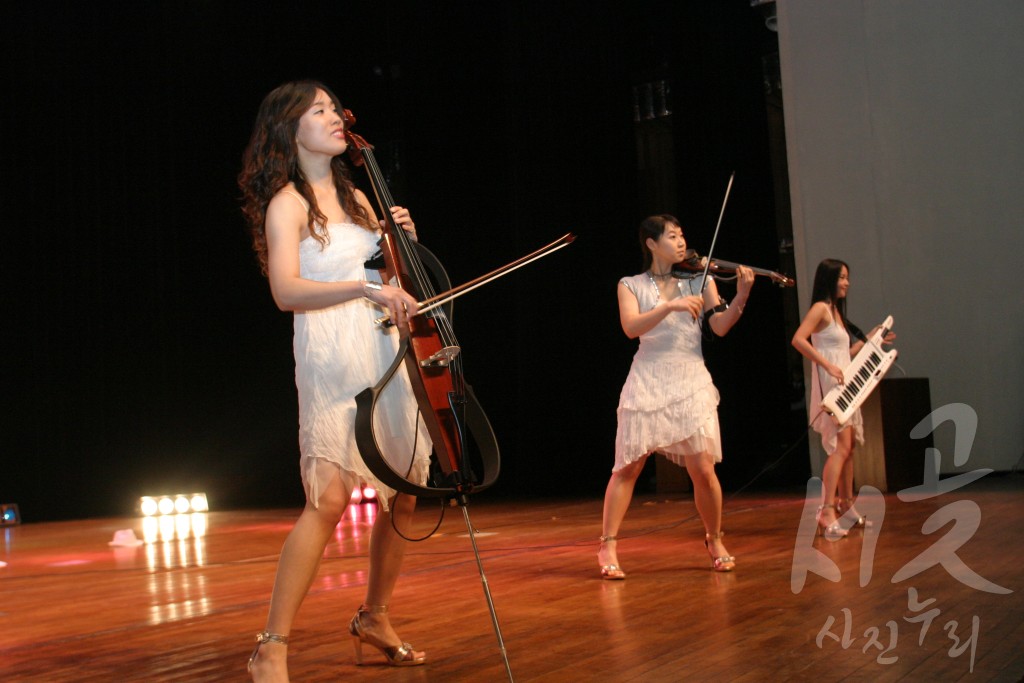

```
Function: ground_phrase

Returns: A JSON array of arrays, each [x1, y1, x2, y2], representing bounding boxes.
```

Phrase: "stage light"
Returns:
[[347, 485, 377, 505], [1, 503, 20, 526], [139, 493, 210, 517]]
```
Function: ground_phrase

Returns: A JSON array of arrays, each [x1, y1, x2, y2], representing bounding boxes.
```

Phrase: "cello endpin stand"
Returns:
[[454, 491, 515, 682]]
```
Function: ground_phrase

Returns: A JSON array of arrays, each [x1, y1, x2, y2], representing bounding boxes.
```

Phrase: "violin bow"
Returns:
[[375, 232, 576, 326], [700, 171, 735, 293]]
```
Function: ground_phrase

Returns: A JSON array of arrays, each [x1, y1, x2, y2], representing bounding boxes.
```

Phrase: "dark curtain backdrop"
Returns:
[[2, 1, 804, 522]]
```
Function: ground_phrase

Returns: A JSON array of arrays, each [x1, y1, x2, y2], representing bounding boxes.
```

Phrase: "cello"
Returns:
[[343, 111, 500, 501], [345, 111, 563, 682]]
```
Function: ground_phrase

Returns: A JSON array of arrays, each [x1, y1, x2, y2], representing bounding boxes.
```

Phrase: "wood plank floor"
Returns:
[[2, 477, 1023, 682]]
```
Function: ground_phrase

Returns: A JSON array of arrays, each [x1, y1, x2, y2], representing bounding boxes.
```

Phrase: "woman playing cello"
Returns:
[[239, 80, 430, 680]]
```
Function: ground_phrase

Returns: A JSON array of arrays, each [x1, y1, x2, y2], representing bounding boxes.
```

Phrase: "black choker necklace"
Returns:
[[649, 269, 673, 280]]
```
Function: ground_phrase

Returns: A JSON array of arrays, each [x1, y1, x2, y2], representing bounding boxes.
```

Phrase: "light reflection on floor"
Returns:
[[318, 503, 377, 590], [140, 504, 383, 625], [142, 513, 208, 567], [142, 513, 211, 624], [146, 568, 211, 626]]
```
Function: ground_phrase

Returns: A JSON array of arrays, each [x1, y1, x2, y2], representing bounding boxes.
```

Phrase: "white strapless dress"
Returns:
[[809, 317, 864, 455], [294, 223, 431, 509]]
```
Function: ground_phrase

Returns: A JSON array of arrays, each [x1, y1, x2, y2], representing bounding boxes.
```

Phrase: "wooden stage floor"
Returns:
[[2, 477, 1023, 682]]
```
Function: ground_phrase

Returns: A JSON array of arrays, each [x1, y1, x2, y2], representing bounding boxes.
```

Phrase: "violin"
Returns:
[[343, 110, 501, 500], [672, 249, 795, 287]]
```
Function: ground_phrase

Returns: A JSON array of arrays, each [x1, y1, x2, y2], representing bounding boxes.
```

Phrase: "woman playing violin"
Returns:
[[239, 80, 430, 680], [599, 214, 754, 578]]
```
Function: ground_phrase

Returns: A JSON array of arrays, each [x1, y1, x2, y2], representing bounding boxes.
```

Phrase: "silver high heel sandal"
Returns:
[[247, 630, 288, 675], [836, 497, 870, 528], [598, 535, 626, 580], [816, 504, 848, 540], [704, 531, 736, 572], [349, 604, 426, 667]]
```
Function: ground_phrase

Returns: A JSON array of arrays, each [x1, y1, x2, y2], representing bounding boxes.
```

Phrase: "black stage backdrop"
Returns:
[[2, 1, 807, 522]]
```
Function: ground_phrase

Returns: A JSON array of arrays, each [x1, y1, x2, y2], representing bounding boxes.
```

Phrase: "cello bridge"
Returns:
[[421, 345, 461, 367]]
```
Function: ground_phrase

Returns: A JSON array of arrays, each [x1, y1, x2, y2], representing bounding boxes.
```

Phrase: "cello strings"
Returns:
[[361, 146, 470, 475], [362, 149, 461, 352]]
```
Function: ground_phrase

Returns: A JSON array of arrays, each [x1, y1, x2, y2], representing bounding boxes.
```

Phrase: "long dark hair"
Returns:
[[810, 258, 849, 323], [238, 80, 374, 274], [637, 214, 681, 270]]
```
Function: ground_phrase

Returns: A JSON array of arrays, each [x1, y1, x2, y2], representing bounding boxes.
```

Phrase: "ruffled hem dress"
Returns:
[[294, 220, 431, 511], [809, 317, 865, 455], [613, 272, 722, 472]]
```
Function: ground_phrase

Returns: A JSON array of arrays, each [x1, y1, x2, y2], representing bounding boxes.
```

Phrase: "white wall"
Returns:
[[777, 0, 1024, 474]]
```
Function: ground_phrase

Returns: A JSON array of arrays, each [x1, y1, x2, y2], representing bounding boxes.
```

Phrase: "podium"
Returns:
[[854, 377, 933, 492]]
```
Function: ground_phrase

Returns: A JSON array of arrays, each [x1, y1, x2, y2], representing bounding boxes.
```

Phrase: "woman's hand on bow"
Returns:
[[666, 294, 704, 320], [364, 282, 419, 328]]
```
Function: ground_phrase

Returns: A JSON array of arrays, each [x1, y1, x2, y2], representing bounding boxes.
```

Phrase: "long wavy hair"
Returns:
[[637, 214, 681, 270], [238, 80, 374, 274], [810, 258, 849, 323]]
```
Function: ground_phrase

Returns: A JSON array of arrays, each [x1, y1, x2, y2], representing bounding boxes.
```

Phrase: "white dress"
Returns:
[[294, 221, 431, 510], [614, 273, 722, 471], [809, 317, 865, 455]]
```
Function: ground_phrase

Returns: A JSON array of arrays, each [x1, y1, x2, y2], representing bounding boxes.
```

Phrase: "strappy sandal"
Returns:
[[816, 504, 849, 540], [349, 604, 426, 667], [836, 497, 870, 528], [247, 630, 288, 675], [598, 535, 626, 580], [705, 531, 736, 572]]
